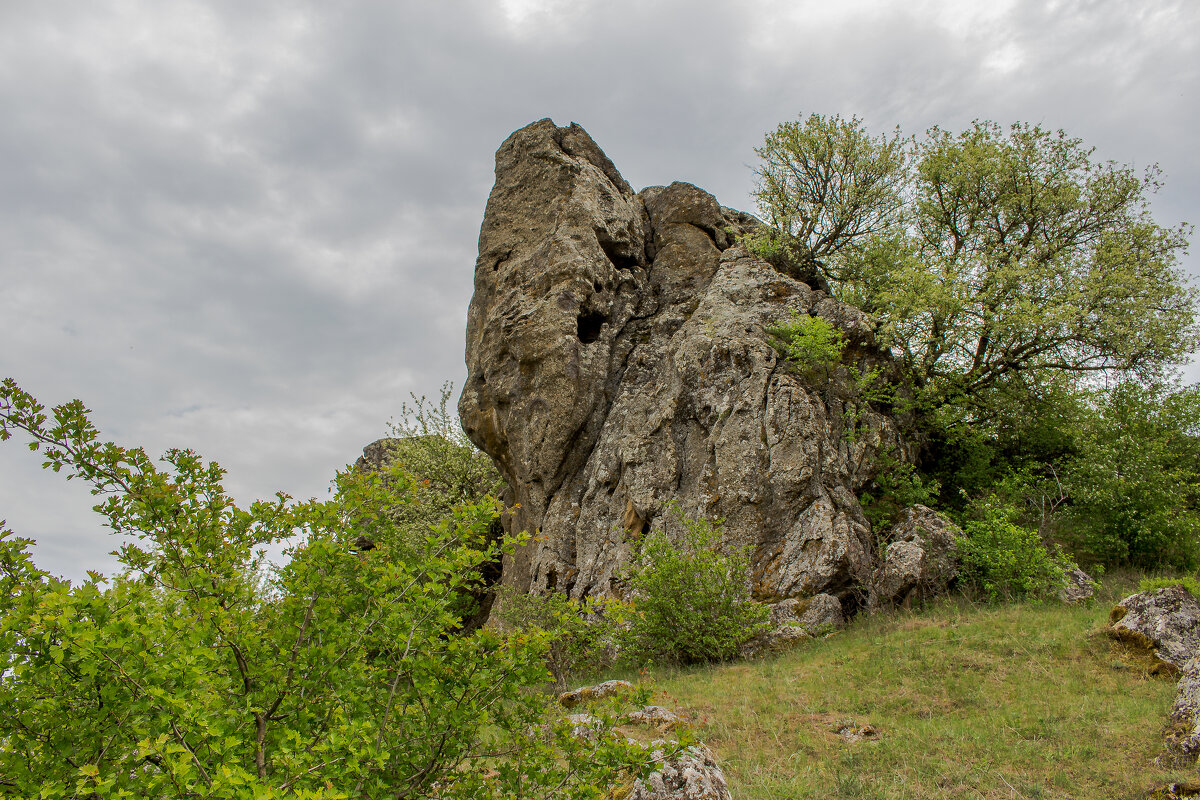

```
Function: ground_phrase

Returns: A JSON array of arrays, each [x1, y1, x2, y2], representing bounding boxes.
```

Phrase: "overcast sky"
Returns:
[[2, 0, 1197, 581]]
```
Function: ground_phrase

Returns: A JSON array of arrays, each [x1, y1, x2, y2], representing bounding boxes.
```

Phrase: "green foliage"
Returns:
[[0, 378, 650, 799], [367, 382, 506, 563], [621, 507, 769, 665], [955, 500, 1078, 603], [494, 587, 629, 689], [765, 312, 846, 376], [859, 449, 940, 532], [1137, 575, 1200, 597], [755, 113, 1198, 429], [1062, 381, 1200, 570], [753, 113, 909, 284]]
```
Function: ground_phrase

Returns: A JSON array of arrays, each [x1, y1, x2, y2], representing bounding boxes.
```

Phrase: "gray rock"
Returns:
[[867, 505, 959, 611], [741, 593, 844, 657], [461, 119, 910, 608], [1059, 567, 1096, 604], [626, 705, 682, 730], [1110, 586, 1200, 671], [1167, 656, 1200, 765], [631, 744, 733, 800], [558, 679, 635, 709]]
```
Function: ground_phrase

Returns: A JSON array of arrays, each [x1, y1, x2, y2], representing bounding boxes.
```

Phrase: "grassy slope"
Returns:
[[637, 575, 1194, 799]]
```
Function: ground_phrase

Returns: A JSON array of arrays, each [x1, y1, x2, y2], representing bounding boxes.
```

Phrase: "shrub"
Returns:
[[0, 379, 650, 799], [955, 500, 1078, 603], [859, 448, 941, 532], [1064, 381, 1200, 570], [766, 311, 846, 375], [494, 587, 628, 689], [621, 508, 769, 665]]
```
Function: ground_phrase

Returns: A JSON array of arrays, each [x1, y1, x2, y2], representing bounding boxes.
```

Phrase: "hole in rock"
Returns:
[[598, 236, 639, 271], [577, 310, 607, 344]]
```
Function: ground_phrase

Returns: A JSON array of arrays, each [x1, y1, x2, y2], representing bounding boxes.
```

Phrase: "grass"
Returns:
[[623, 573, 1195, 799]]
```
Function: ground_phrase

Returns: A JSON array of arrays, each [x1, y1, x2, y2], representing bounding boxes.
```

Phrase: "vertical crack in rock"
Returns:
[[460, 120, 910, 609]]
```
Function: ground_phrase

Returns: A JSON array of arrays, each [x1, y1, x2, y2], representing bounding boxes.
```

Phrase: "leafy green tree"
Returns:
[[754, 115, 1197, 417], [0, 379, 651, 799], [1062, 380, 1200, 569], [751, 114, 909, 287]]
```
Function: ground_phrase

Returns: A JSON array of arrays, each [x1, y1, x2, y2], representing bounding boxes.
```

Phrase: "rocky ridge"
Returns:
[[459, 119, 911, 612]]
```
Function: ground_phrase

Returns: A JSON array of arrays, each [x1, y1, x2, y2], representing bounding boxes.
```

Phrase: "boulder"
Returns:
[[867, 505, 959, 611], [460, 119, 910, 608], [1109, 586, 1200, 671], [558, 679, 635, 709], [626, 705, 682, 731], [630, 744, 733, 800], [1166, 655, 1200, 766], [741, 593, 844, 657], [1059, 566, 1096, 605]]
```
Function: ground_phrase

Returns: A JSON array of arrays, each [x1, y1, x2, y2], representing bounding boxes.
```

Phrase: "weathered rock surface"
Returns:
[[1058, 566, 1096, 604], [630, 744, 733, 800], [867, 505, 959, 611], [559, 679, 635, 709], [1110, 586, 1200, 671], [741, 593, 846, 657], [1167, 655, 1200, 765], [460, 119, 908, 608]]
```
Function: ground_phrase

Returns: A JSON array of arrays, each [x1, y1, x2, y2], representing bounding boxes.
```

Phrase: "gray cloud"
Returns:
[[1, 0, 1196, 581]]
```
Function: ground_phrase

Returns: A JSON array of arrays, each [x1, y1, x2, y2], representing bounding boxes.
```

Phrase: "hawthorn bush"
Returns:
[[0, 378, 650, 799]]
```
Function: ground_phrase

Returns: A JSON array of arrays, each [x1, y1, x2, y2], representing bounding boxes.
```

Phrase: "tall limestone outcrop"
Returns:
[[459, 119, 909, 607]]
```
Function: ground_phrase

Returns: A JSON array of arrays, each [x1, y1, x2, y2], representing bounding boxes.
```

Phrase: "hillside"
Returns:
[[627, 574, 1193, 799]]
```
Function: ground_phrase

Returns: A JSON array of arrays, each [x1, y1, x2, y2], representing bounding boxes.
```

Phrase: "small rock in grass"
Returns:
[[558, 679, 635, 709]]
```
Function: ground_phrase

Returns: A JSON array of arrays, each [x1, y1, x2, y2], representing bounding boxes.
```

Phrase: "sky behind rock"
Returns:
[[2, 0, 1197, 581]]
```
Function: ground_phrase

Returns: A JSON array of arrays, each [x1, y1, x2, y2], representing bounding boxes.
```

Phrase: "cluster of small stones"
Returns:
[[559, 680, 732, 800]]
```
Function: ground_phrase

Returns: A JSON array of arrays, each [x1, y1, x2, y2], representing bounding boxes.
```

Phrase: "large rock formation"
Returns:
[[460, 119, 909, 607]]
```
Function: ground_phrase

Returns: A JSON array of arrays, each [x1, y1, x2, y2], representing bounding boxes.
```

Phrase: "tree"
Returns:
[[752, 114, 908, 288], [0, 379, 651, 799], [1062, 380, 1200, 569], [753, 115, 1198, 416]]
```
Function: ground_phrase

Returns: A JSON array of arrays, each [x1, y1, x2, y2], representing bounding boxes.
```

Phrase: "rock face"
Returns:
[[1058, 566, 1096, 605], [460, 119, 908, 607], [1110, 586, 1200, 671], [1167, 656, 1200, 765], [867, 505, 960, 611], [741, 593, 846, 657]]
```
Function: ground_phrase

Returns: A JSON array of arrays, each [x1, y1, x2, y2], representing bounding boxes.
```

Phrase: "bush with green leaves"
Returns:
[[0, 378, 651, 799], [362, 382, 506, 564], [858, 448, 941, 532], [493, 587, 629, 690], [955, 500, 1078, 603], [621, 508, 769, 665], [1062, 380, 1200, 570], [765, 311, 846, 376]]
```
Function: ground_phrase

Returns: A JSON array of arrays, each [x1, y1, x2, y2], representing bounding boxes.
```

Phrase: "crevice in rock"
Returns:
[[577, 310, 607, 344], [598, 233, 640, 271]]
